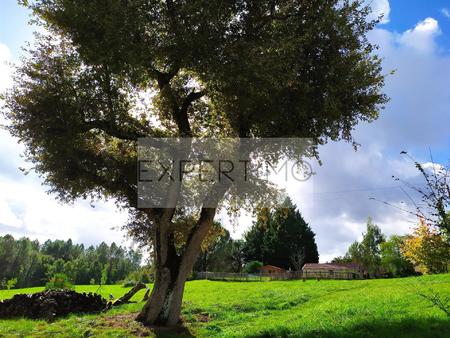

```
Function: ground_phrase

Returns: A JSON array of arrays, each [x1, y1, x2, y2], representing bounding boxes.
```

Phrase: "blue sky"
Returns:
[[0, 0, 449, 262]]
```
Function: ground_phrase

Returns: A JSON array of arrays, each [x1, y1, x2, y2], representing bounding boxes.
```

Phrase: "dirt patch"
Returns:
[[99, 312, 152, 337], [99, 312, 195, 337], [197, 313, 211, 323]]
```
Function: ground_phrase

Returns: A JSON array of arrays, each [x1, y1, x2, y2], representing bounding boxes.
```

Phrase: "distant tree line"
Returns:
[[193, 198, 319, 274], [0, 235, 142, 288], [1, 198, 319, 287], [332, 217, 450, 277]]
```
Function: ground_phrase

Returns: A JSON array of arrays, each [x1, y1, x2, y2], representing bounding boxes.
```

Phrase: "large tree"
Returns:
[[4, 0, 386, 326], [243, 198, 319, 269], [342, 217, 385, 276]]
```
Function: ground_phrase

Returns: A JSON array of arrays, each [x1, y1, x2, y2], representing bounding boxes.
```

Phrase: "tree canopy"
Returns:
[[5, 0, 386, 208], [4, 0, 387, 326]]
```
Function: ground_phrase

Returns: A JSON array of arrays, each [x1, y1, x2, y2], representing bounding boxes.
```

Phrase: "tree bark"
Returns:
[[136, 209, 216, 326], [114, 282, 146, 306]]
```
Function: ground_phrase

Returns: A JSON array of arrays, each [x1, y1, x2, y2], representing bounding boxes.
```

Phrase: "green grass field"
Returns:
[[0, 274, 449, 337]]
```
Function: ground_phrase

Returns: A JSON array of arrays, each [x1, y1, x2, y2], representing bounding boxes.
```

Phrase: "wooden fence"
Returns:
[[195, 270, 361, 281]]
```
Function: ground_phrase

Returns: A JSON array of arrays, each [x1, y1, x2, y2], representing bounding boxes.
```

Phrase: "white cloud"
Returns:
[[366, 20, 450, 148], [293, 16, 450, 261], [399, 17, 440, 53], [0, 43, 13, 93], [0, 174, 129, 246], [0, 199, 22, 228], [285, 144, 422, 262], [442, 8, 450, 18], [367, 0, 390, 24]]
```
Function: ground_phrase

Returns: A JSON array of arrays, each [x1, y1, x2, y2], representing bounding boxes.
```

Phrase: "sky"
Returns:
[[0, 0, 449, 262]]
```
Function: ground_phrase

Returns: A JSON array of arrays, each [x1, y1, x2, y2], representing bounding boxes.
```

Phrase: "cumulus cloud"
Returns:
[[398, 17, 440, 53], [366, 0, 390, 24], [365, 18, 450, 149], [278, 143, 422, 262]]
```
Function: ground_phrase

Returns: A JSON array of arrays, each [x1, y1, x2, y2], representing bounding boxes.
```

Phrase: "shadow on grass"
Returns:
[[247, 317, 450, 338], [150, 325, 195, 338]]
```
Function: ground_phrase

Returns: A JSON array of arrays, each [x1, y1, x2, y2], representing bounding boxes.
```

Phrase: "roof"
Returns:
[[259, 265, 285, 270], [302, 263, 361, 271]]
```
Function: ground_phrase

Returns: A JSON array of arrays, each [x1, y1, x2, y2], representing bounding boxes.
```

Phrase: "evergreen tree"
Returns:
[[243, 198, 319, 270]]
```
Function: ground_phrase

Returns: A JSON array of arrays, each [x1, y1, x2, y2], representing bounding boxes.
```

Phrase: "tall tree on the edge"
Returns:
[[243, 197, 319, 269], [4, 0, 386, 326]]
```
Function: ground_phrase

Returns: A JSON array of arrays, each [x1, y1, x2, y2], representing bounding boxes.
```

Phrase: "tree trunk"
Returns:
[[136, 209, 216, 326], [136, 259, 190, 326]]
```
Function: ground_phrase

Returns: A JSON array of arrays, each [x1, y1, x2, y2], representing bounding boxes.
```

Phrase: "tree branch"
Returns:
[[180, 91, 205, 116], [83, 120, 146, 140]]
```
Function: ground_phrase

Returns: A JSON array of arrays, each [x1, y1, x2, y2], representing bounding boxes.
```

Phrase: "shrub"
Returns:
[[6, 278, 17, 290], [122, 280, 137, 288], [124, 266, 153, 284], [45, 273, 74, 290], [244, 261, 263, 274]]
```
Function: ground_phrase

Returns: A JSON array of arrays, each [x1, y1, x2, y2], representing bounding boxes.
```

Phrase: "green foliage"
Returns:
[[122, 280, 137, 288], [243, 261, 263, 274], [401, 220, 450, 274], [4, 0, 387, 323], [342, 217, 385, 277], [339, 218, 417, 278], [380, 236, 415, 277], [6, 278, 17, 290], [45, 273, 74, 290], [101, 263, 110, 285], [0, 234, 142, 287], [243, 198, 319, 270], [124, 266, 153, 284], [1, 278, 18, 290], [194, 227, 246, 274]]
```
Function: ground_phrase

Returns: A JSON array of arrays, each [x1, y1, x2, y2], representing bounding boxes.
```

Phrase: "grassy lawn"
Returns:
[[0, 274, 449, 337]]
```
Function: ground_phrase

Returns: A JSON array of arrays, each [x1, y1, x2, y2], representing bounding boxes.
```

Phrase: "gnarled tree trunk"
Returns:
[[136, 208, 216, 326]]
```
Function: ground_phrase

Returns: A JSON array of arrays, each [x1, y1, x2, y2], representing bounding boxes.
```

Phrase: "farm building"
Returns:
[[259, 265, 286, 274], [302, 263, 364, 279]]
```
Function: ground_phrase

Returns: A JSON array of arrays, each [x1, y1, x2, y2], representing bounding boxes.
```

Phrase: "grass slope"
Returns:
[[0, 274, 449, 337]]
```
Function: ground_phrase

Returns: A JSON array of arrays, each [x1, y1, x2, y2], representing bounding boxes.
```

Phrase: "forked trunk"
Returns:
[[136, 258, 189, 326], [136, 211, 215, 326]]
